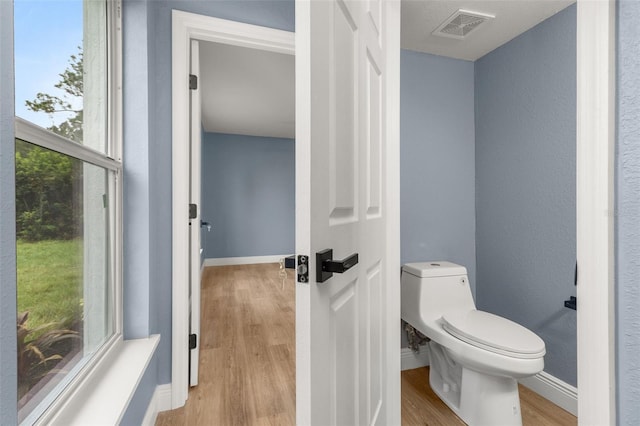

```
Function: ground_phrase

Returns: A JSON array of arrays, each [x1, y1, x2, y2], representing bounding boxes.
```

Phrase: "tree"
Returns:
[[15, 145, 75, 241], [16, 47, 83, 241], [25, 46, 83, 143]]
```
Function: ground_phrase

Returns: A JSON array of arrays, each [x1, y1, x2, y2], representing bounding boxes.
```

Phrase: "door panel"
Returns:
[[367, 263, 383, 424], [296, 0, 400, 424], [367, 0, 382, 44], [330, 0, 358, 223], [330, 281, 358, 425], [366, 49, 382, 218]]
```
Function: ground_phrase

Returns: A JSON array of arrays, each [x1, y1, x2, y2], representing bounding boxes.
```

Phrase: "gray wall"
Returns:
[[400, 50, 476, 295], [0, 0, 17, 422], [616, 1, 640, 423], [474, 5, 577, 386], [201, 132, 295, 259]]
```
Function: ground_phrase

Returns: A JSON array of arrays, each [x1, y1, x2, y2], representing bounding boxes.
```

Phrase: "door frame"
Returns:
[[170, 2, 617, 422], [170, 11, 294, 409], [576, 0, 616, 423], [188, 38, 201, 388]]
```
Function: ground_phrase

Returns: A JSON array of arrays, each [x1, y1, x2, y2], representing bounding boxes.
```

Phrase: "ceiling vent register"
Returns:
[[432, 9, 495, 40]]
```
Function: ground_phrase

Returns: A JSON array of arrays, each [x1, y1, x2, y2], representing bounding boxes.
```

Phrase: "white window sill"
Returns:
[[44, 335, 160, 426]]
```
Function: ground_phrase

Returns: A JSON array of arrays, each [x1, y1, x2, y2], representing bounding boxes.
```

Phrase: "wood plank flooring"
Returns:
[[156, 263, 296, 426], [156, 263, 576, 426]]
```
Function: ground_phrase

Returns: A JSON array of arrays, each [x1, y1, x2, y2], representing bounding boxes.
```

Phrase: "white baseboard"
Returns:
[[203, 254, 292, 267], [141, 383, 172, 426], [401, 347, 430, 371], [519, 371, 577, 416]]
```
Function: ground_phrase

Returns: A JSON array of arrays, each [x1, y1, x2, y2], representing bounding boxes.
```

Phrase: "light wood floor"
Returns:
[[156, 263, 296, 426], [156, 263, 577, 426]]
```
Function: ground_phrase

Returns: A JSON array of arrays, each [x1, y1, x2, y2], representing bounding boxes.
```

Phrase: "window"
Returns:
[[13, 0, 121, 423]]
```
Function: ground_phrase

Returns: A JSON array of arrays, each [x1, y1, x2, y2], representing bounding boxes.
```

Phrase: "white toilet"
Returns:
[[401, 261, 546, 426]]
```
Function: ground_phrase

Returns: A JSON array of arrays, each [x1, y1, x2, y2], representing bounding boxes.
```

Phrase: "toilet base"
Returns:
[[428, 342, 523, 425]]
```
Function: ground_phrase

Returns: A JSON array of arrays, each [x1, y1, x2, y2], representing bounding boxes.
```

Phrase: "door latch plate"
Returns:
[[297, 255, 309, 283]]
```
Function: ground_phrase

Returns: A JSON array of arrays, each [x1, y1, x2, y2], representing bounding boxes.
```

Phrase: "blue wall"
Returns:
[[400, 50, 476, 295], [474, 5, 577, 386], [201, 132, 295, 259], [0, 0, 17, 422], [616, 1, 640, 423], [123, 0, 152, 341]]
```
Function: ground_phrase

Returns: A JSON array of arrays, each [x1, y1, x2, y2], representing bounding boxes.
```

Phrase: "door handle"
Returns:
[[316, 249, 359, 283]]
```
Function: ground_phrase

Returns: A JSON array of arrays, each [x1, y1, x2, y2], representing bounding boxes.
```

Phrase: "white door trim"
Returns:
[[294, 3, 311, 422], [576, 0, 616, 423], [383, 1, 402, 422], [171, 11, 294, 409]]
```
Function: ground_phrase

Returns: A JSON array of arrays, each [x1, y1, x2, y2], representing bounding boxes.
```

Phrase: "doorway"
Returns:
[[197, 40, 295, 270], [170, 2, 616, 423], [170, 13, 295, 408], [192, 38, 297, 420]]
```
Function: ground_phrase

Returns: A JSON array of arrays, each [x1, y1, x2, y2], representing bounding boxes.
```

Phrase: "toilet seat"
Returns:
[[441, 310, 546, 359]]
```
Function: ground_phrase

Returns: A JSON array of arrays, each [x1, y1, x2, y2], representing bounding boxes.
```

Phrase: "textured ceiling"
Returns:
[[402, 0, 575, 61]]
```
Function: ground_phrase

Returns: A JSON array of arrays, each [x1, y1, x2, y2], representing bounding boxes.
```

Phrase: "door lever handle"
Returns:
[[323, 252, 358, 273], [316, 249, 359, 283]]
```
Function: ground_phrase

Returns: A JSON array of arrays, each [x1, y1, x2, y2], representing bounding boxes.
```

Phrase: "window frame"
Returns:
[[14, 0, 123, 424]]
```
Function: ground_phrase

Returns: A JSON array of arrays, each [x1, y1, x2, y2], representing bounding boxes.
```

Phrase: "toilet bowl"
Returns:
[[401, 261, 545, 426]]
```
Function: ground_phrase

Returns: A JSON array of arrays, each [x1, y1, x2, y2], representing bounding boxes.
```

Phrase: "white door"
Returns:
[[296, 0, 400, 424], [189, 39, 202, 387]]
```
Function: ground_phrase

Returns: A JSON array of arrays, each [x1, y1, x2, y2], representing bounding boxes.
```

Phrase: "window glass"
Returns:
[[14, 0, 82, 133], [14, 0, 116, 423], [14, 0, 107, 153], [16, 141, 113, 423]]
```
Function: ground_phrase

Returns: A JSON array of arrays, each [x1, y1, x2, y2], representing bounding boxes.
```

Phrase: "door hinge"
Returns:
[[189, 74, 198, 90], [189, 333, 197, 350], [189, 203, 197, 219]]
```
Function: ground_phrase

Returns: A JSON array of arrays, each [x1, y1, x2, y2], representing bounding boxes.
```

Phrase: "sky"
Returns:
[[14, 0, 83, 129]]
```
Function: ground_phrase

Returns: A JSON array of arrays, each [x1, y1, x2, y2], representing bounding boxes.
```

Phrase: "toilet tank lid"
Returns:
[[402, 261, 467, 278]]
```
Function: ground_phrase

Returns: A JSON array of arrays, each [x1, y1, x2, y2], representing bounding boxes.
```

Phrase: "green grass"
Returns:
[[17, 239, 83, 333]]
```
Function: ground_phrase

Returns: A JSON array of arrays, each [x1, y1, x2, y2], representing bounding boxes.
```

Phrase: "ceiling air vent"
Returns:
[[432, 9, 495, 40]]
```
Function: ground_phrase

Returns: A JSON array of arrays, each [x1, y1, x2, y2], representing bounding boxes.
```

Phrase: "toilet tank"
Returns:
[[401, 261, 476, 327]]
